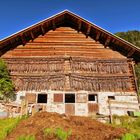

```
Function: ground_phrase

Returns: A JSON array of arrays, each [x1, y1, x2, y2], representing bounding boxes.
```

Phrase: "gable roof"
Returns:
[[1, 10, 140, 62]]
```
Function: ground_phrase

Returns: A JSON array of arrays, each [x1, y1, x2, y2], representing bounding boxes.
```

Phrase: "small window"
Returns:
[[25, 93, 36, 103], [54, 94, 63, 103], [88, 94, 96, 101], [37, 94, 47, 103], [108, 96, 115, 100], [65, 94, 75, 103], [20, 96, 25, 100], [76, 93, 87, 103]]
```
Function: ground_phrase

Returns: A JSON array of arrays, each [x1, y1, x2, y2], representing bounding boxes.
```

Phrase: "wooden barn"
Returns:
[[0, 10, 140, 116]]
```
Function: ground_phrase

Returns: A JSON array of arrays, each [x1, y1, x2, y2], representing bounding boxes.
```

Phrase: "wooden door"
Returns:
[[65, 104, 75, 115], [88, 103, 99, 114]]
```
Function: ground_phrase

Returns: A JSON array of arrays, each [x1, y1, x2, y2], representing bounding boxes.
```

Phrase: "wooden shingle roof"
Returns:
[[1, 10, 140, 62]]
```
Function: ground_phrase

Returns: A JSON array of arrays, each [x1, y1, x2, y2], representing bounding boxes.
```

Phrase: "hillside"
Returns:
[[115, 30, 140, 48], [115, 30, 140, 90]]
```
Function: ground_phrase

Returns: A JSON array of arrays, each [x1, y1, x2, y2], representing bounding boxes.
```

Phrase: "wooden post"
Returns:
[[108, 99, 112, 124], [21, 99, 26, 116], [131, 61, 140, 106], [25, 100, 28, 115]]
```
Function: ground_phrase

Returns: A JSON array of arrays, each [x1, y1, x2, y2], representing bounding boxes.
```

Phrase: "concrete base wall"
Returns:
[[98, 92, 139, 115], [15, 90, 139, 116]]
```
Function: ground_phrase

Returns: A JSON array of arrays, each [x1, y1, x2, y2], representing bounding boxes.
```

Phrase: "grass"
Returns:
[[16, 135, 35, 140], [121, 133, 140, 140], [43, 127, 54, 137], [43, 127, 72, 140], [0, 115, 28, 140], [55, 128, 72, 140], [112, 115, 140, 140]]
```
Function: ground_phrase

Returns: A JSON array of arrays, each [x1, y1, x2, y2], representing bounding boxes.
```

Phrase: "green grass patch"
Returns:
[[55, 127, 72, 140], [43, 127, 72, 140], [43, 127, 54, 137], [0, 115, 28, 140], [121, 133, 140, 140], [16, 135, 35, 140], [112, 115, 140, 140]]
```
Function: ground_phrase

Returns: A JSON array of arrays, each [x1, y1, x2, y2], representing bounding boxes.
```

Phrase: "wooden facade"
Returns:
[[0, 10, 140, 116]]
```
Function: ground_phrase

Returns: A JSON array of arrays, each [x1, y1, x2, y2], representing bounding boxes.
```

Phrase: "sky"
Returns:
[[0, 0, 140, 40]]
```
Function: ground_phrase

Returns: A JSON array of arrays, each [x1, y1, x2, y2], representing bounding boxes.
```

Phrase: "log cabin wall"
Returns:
[[2, 27, 136, 92], [1, 27, 139, 116]]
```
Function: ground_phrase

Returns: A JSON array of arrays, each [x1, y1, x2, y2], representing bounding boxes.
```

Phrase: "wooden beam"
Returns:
[[131, 61, 140, 105], [78, 20, 82, 32], [127, 48, 135, 57], [95, 32, 101, 41], [9, 39, 15, 49], [30, 31, 35, 41], [52, 19, 56, 30], [20, 34, 26, 46], [40, 24, 45, 35], [112, 38, 116, 43], [104, 37, 111, 48], [86, 26, 91, 38]]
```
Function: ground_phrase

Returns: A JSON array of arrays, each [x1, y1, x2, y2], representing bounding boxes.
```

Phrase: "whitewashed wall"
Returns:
[[15, 90, 139, 116]]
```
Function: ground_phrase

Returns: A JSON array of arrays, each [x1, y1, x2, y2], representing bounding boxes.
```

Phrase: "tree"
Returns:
[[115, 30, 140, 48], [0, 59, 15, 101]]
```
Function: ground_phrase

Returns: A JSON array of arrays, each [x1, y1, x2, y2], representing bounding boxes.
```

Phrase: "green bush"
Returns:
[[0, 115, 28, 140]]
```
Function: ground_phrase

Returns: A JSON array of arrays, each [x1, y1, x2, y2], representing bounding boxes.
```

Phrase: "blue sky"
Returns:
[[0, 0, 140, 40]]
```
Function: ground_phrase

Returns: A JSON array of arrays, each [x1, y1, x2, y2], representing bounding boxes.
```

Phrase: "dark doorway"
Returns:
[[37, 94, 47, 103]]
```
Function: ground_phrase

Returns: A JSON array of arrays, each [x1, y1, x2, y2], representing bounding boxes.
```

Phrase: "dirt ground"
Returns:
[[6, 112, 126, 140]]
